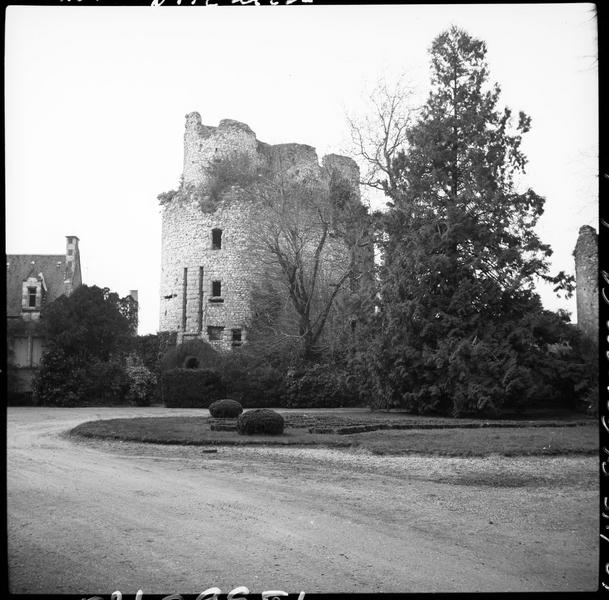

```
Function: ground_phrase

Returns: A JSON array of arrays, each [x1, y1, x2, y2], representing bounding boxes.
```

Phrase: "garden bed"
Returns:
[[209, 413, 591, 434], [70, 414, 598, 457]]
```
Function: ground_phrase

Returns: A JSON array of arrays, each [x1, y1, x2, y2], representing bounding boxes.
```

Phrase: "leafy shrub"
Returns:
[[132, 332, 176, 404], [353, 297, 600, 417], [6, 360, 35, 405], [223, 364, 287, 408], [161, 368, 226, 408], [38, 285, 134, 362], [34, 347, 129, 406], [133, 334, 163, 373], [125, 365, 157, 407], [209, 398, 243, 418], [157, 188, 179, 205], [237, 409, 285, 435], [285, 364, 362, 408], [33, 348, 82, 406], [205, 151, 260, 206], [76, 360, 130, 405]]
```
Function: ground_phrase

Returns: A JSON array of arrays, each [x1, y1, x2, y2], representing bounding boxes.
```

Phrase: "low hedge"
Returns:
[[161, 368, 226, 408], [285, 364, 362, 408], [237, 409, 285, 435], [221, 365, 286, 408], [209, 398, 243, 418], [7, 391, 37, 406]]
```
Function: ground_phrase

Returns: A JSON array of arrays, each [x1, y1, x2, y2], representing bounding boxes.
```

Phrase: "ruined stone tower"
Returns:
[[574, 224, 598, 343], [159, 112, 368, 350]]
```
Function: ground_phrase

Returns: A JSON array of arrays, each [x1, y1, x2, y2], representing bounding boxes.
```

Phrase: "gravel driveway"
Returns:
[[7, 407, 598, 594]]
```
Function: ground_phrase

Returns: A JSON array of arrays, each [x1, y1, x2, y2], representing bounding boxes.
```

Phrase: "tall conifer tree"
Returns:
[[370, 27, 573, 415]]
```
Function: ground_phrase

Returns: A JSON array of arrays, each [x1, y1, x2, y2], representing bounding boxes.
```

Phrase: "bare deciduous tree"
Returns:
[[346, 76, 420, 196], [248, 172, 372, 361]]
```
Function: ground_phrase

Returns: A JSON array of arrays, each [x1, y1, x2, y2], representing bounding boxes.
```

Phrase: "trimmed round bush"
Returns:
[[237, 409, 285, 436], [209, 398, 243, 418]]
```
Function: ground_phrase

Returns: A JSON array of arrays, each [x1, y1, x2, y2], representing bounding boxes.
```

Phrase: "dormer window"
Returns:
[[27, 287, 37, 308], [212, 228, 222, 250]]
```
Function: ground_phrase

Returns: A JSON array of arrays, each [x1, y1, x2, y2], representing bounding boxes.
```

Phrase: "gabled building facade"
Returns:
[[6, 236, 82, 395]]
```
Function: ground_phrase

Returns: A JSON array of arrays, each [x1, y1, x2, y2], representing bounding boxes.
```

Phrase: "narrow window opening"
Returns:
[[182, 267, 188, 331], [207, 326, 224, 341], [231, 328, 242, 347], [27, 287, 37, 308], [198, 266, 204, 332], [212, 228, 222, 250], [209, 279, 223, 303]]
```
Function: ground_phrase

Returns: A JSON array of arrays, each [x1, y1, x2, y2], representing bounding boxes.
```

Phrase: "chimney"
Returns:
[[128, 289, 139, 335], [65, 235, 81, 295], [66, 235, 79, 256]]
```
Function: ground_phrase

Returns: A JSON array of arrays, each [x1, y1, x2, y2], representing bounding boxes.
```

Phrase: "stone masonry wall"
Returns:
[[183, 113, 259, 186], [160, 112, 367, 351], [574, 224, 598, 344], [160, 191, 255, 350]]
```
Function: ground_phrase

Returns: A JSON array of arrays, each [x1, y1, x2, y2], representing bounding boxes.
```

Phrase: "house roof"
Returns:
[[6, 254, 68, 316]]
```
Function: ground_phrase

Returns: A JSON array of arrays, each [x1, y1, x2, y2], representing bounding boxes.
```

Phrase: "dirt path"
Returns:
[[7, 407, 598, 594]]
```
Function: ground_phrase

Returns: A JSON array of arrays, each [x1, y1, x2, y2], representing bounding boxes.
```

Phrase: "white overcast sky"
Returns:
[[5, 3, 598, 335]]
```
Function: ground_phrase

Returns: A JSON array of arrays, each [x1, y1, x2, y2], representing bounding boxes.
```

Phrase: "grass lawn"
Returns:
[[70, 414, 598, 457], [349, 427, 597, 456]]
